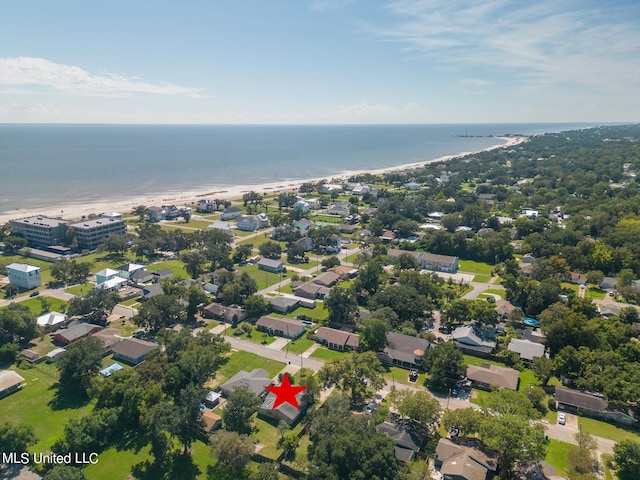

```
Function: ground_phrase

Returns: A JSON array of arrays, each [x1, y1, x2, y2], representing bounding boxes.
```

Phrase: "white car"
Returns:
[[558, 413, 566, 425]]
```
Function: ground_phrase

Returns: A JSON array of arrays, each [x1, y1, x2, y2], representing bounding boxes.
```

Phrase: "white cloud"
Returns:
[[372, 0, 640, 92], [0, 57, 207, 98]]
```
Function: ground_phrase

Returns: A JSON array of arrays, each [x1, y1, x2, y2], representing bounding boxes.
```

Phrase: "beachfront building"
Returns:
[[70, 217, 127, 250], [208, 221, 234, 236], [221, 207, 243, 220], [10, 216, 69, 248], [7, 263, 42, 289]]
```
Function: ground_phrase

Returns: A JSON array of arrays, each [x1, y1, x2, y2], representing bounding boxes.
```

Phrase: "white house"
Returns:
[[95, 268, 121, 285], [208, 221, 234, 236], [37, 311, 67, 331], [7, 263, 42, 289]]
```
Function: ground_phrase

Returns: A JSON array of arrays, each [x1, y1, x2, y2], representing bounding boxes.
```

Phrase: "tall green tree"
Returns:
[[0, 421, 36, 453], [210, 430, 255, 473], [325, 286, 358, 325], [222, 385, 260, 435], [360, 318, 389, 351], [0, 303, 37, 344], [56, 336, 104, 395], [318, 351, 385, 404], [170, 383, 205, 454], [390, 390, 441, 433], [613, 439, 640, 480], [422, 341, 465, 390]]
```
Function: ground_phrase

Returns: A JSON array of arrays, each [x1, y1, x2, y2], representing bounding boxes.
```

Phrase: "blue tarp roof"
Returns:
[[100, 363, 124, 377]]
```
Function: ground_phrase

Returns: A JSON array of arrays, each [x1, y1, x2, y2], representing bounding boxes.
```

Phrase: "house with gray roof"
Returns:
[[53, 323, 102, 345], [268, 296, 300, 314], [507, 338, 545, 362], [452, 325, 496, 355], [221, 207, 243, 220], [257, 258, 284, 273], [311, 271, 340, 287], [294, 282, 330, 300], [555, 386, 637, 425], [112, 338, 159, 365], [220, 368, 272, 398], [0, 370, 25, 398], [377, 413, 426, 462], [377, 332, 430, 370], [258, 390, 307, 425]]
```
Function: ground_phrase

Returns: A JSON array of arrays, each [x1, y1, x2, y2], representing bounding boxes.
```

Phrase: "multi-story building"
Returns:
[[7, 263, 42, 289], [10, 216, 69, 248], [70, 217, 127, 250]]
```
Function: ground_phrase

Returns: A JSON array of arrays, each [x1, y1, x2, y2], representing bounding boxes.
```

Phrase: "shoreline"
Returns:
[[0, 136, 527, 224]]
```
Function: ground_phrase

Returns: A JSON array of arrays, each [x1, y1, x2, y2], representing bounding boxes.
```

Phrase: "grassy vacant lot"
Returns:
[[458, 259, 494, 276], [587, 288, 606, 300], [310, 214, 343, 224], [228, 324, 276, 345], [561, 282, 580, 293], [237, 263, 286, 290], [211, 351, 286, 388], [269, 304, 328, 323], [544, 438, 572, 477], [0, 296, 67, 315], [252, 416, 283, 459], [1, 362, 94, 453], [65, 283, 94, 297], [146, 259, 188, 279], [383, 365, 427, 387], [310, 346, 347, 361]]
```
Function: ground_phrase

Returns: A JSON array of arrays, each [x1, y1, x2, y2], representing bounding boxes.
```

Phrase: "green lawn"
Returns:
[[237, 234, 285, 250], [473, 274, 492, 283], [602, 453, 615, 480], [482, 288, 506, 299], [579, 416, 640, 443], [283, 336, 315, 355], [458, 259, 494, 275], [1, 363, 94, 452], [252, 416, 284, 459], [310, 347, 347, 361], [237, 263, 286, 290], [146, 259, 188, 279], [65, 283, 94, 297], [1, 296, 67, 315], [165, 219, 212, 230], [383, 366, 427, 387], [544, 438, 572, 477], [228, 324, 276, 345], [310, 214, 343, 224], [587, 288, 606, 300], [269, 304, 328, 322], [212, 351, 286, 387], [561, 282, 579, 293]]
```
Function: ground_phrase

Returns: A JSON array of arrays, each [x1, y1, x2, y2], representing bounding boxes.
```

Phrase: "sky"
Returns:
[[1, 0, 639, 124]]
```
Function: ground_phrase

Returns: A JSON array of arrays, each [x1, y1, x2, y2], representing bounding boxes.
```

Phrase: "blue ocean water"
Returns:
[[0, 123, 591, 213]]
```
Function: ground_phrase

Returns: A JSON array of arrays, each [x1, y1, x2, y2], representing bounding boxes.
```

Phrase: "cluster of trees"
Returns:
[[66, 289, 119, 325], [53, 329, 230, 471], [50, 260, 93, 286], [0, 303, 37, 363], [442, 389, 548, 478]]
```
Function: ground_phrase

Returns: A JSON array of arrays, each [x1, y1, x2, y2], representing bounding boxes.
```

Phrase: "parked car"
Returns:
[[558, 413, 566, 425], [364, 402, 376, 414], [29, 291, 39, 297]]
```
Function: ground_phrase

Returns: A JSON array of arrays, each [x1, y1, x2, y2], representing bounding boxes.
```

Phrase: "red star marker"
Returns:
[[265, 375, 307, 410]]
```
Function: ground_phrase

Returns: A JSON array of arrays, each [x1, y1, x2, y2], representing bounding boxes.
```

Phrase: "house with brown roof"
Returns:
[[329, 266, 358, 279], [203, 303, 247, 323], [315, 327, 359, 351], [111, 338, 159, 365], [311, 271, 341, 287], [466, 364, 519, 391], [256, 316, 305, 339], [434, 438, 498, 480], [555, 386, 637, 425], [294, 282, 330, 300], [201, 409, 223, 433]]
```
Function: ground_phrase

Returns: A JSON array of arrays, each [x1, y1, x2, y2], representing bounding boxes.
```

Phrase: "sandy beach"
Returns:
[[0, 136, 527, 224]]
